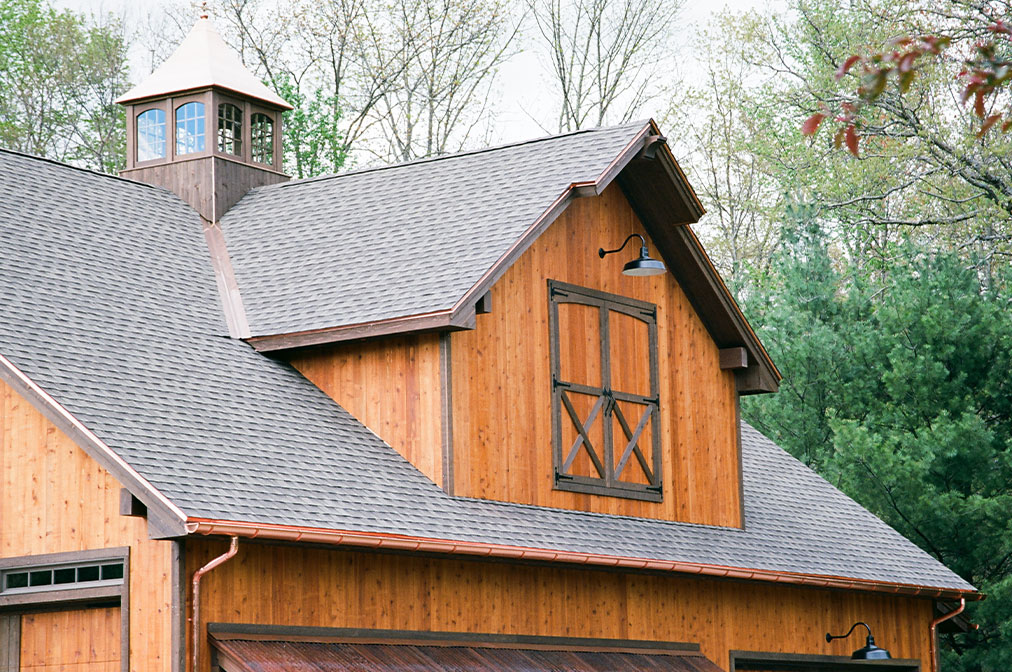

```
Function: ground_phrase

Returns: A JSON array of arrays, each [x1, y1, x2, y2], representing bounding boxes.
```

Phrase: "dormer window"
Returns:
[[217, 103, 243, 156], [548, 280, 662, 501], [251, 113, 274, 166], [176, 101, 206, 155], [136, 108, 166, 162]]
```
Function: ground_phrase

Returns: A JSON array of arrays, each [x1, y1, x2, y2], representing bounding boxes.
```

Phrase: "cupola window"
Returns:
[[175, 101, 206, 155], [217, 103, 243, 156], [251, 113, 274, 165], [548, 280, 662, 501], [136, 108, 166, 162]]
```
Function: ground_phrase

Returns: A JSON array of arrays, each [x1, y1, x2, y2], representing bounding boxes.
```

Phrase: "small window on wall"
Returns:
[[136, 108, 166, 161], [548, 280, 661, 501], [1, 559, 124, 595], [176, 101, 206, 155], [218, 103, 243, 156], [251, 113, 273, 165]]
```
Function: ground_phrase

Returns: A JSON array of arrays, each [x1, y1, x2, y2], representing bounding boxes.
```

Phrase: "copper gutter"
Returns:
[[191, 536, 239, 672], [929, 598, 967, 672], [185, 519, 980, 602]]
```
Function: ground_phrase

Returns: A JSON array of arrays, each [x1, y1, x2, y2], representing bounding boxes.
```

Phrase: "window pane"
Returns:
[[54, 568, 76, 584], [77, 565, 100, 582], [251, 113, 273, 165], [176, 102, 206, 155], [137, 108, 166, 162], [5, 572, 28, 589], [217, 103, 243, 156], [101, 563, 124, 580], [29, 570, 52, 587]]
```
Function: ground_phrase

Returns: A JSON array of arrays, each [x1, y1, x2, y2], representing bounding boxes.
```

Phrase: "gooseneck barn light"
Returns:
[[598, 234, 666, 276], [826, 622, 892, 660]]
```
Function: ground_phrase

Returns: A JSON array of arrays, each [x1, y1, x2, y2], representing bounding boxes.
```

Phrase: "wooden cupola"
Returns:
[[116, 14, 293, 221]]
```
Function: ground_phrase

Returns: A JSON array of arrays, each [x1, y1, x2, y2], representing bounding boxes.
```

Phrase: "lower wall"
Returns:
[[0, 378, 175, 672], [188, 539, 933, 671]]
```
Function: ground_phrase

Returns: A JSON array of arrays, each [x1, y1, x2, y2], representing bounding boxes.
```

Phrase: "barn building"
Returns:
[[0, 14, 977, 672]]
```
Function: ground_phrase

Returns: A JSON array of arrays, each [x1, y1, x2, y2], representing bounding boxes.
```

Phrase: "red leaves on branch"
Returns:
[[803, 25, 1012, 153]]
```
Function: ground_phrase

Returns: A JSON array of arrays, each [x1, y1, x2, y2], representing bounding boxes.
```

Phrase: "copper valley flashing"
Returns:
[[183, 518, 980, 601]]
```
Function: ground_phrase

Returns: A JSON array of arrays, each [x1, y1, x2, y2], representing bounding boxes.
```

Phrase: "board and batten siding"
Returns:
[[286, 184, 743, 526], [187, 538, 933, 672], [0, 378, 175, 671], [451, 183, 743, 525], [288, 333, 445, 488]]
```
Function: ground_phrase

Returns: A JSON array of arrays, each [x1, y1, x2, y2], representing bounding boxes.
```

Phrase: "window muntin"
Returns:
[[251, 112, 273, 165], [136, 108, 166, 161], [218, 103, 243, 156], [1, 560, 124, 595], [549, 280, 661, 501], [175, 101, 206, 155]]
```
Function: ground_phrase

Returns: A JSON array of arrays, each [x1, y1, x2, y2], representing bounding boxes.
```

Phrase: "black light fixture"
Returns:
[[598, 234, 665, 276], [826, 622, 892, 660]]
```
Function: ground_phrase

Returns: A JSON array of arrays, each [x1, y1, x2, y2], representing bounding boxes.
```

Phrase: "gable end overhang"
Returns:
[[184, 517, 981, 601], [0, 353, 188, 538], [246, 121, 781, 393]]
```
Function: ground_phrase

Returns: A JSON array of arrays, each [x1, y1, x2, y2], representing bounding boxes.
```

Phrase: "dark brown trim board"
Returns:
[[0, 547, 130, 672], [730, 651, 920, 672], [172, 541, 186, 672], [203, 220, 251, 339], [439, 333, 454, 495], [0, 354, 188, 537], [0, 614, 19, 672]]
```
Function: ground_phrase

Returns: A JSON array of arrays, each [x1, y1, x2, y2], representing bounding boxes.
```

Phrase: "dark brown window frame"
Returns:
[[548, 279, 662, 502], [0, 547, 130, 672]]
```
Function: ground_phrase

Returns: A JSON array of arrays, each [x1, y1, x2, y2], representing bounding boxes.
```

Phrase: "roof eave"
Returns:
[[185, 517, 981, 601]]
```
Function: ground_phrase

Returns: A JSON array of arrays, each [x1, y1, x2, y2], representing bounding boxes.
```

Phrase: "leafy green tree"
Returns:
[[274, 72, 348, 178], [743, 209, 1012, 672], [0, 0, 128, 172]]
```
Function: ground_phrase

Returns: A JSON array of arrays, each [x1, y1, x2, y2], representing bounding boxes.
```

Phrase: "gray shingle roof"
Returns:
[[222, 122, 646, 336], [0, 147, 974, 593]]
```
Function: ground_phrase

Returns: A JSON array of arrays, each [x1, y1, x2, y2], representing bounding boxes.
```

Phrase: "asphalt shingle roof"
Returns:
[[222, 122, 646, 336], [0, 145, 974, 593]]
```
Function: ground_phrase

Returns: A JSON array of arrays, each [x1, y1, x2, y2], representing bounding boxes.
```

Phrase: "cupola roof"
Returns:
[[115, 15, 293, 110]]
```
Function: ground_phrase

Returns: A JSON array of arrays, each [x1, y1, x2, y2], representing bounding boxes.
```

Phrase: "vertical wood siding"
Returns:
[[188, 539, 933, 672], [0, 379, 175, 672], [288, 333, 444, 488], [451, 183, 743, 526], [19, 608, 120, 671]]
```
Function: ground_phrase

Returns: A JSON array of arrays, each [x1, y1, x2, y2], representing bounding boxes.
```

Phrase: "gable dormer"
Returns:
[[221, 122, 779, 529], [116, 14, 292, 221]]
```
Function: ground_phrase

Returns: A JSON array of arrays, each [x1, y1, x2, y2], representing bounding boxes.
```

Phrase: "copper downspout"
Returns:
[[929, 598, 965, 672], [184, 518, 981, 602], [191, 536, 239, 672]]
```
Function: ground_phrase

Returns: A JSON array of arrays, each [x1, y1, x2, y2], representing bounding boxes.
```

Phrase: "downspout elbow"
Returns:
[[929, 597, 965, 672], [191, 536, 239, 672]]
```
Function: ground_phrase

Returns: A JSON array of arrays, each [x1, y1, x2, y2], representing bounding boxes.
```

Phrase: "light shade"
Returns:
[[826, 622, 891, 661], [622, 249, 666, 276], [598, 234, 666, 277]]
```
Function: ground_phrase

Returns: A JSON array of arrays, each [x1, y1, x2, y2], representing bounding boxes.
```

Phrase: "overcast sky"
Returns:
[[54, 0, 780, 144]]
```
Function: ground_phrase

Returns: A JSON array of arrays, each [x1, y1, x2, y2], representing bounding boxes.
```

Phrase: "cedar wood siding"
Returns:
[[0, 378, 175, 671], [449, 183, 741, 524], [187, 537, 935, 672], [287, 183, 743, 526]]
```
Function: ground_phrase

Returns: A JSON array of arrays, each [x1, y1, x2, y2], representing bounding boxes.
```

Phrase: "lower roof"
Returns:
[[0, 148, 976, 597]]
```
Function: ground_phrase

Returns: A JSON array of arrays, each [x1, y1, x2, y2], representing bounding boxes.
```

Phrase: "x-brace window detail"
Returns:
[[548, 279, 662, 502]]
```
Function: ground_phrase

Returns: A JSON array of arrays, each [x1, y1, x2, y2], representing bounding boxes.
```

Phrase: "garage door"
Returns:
[[15, 607, 120, 672]]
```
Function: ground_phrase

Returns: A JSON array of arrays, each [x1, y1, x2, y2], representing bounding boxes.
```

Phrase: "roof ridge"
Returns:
[[273, 120, 650, 190], [0, 147, 165, 191]]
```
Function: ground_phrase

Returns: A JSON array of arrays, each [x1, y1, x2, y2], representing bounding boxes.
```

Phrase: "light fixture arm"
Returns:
[[826, 621, 871, 643], [598, 233, 646, 259]]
